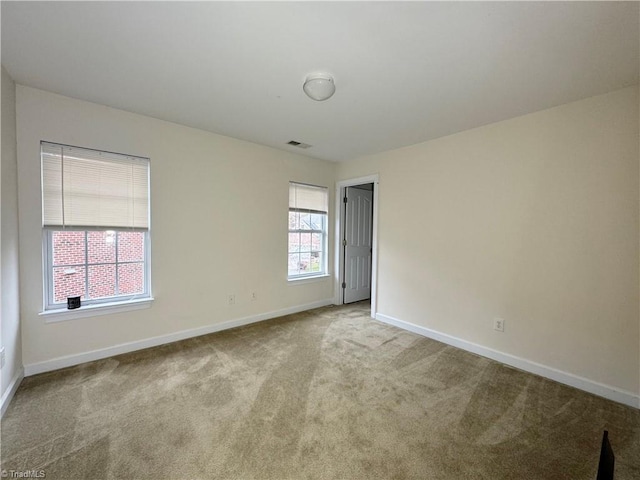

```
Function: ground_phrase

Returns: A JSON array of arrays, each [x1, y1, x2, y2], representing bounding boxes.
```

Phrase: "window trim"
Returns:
[[287, 208, 328, 280], [39, 297, 154, 323], [287, 225, 328, 279], [287, 273, 331, 284], [42, 228, 152, 313]]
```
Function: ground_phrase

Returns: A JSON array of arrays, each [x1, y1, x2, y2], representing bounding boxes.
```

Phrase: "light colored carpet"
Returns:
[[1, 302, 639, 479]]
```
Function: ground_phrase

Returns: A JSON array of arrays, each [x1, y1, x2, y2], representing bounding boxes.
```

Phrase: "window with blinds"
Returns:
[[288, 182, 328, 279], [41, 142, 149, 230], [41, 142, 151, 312]]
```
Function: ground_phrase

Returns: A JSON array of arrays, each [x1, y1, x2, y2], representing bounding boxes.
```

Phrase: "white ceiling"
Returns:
[[2, 2, 638, 162]]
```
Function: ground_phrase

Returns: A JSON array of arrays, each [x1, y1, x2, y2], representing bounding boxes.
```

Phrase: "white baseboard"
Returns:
[[375, 313, 640, 409], [1, 367, 24, 418], [24, 299, 334, 377]]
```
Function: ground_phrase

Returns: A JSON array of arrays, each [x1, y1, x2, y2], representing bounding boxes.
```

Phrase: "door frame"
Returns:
[[334, 174, 379, 318]]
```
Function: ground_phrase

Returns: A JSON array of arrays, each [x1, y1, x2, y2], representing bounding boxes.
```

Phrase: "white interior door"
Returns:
[[343, 186, 373, 303]]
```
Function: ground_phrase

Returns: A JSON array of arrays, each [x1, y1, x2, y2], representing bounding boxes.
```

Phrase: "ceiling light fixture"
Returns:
[[303, 73, 336, 101]]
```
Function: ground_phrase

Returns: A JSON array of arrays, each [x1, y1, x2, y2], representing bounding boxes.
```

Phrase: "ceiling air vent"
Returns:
[[287, 140, 312, 149]]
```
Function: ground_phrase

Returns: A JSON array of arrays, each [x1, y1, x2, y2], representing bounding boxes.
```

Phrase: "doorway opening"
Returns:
[[335, 175, 379, 318]]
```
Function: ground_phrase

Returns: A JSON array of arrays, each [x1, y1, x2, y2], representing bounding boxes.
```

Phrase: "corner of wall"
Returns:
[[1, 65, 24, 414]]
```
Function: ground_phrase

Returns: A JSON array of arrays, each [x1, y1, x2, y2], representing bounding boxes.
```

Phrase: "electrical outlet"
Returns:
[[493, 318, 505, 332], [0, 347, 5, 369], [228, 294, 235, 306], [251, 291, 257, 301]]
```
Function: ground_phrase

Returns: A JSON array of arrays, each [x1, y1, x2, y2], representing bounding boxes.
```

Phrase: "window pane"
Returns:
[[53, 266, 86, 303], [310, 213, 324, 230], [118, 262, 144, 295], [288, 253, 300, 276], [88, 264, 116, 299], [310, 251, 322, 273], [299, 252, 311, 273], [300, 232, 312, 252], [299, 212, 311, 230], [88, 231, 115, 264], [311, 233, 322, 251], [52, 231, 85, 266], [288, 211, 299, 230], [118, 231, 145, 262], [288, 232, 300, 253]]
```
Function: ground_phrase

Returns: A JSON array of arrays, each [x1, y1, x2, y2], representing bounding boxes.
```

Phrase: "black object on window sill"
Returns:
[[67, 296, 81, 310]]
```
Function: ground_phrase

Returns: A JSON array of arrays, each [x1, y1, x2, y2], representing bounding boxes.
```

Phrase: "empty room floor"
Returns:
[[2, 302, 639, 479]]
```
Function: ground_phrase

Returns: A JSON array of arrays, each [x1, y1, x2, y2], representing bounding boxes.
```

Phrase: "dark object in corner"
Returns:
[[596, 430, 615, 480], [67, 296, 81, 310]]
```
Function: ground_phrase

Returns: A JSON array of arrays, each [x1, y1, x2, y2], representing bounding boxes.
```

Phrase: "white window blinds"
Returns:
[[41, 142, 150, 230], [289, 182, 328, 213]]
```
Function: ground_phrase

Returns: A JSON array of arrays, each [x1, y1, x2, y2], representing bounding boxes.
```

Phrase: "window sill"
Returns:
[[288, 274, 331, 285], [40, 297, 154, 323]]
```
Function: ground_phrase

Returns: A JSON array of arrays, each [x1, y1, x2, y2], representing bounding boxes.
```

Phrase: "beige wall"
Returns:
[[12, 82, 640, 403], [1, 66, 23, 403], [339, 86, 640, 397], [16, 86, 335, 367]]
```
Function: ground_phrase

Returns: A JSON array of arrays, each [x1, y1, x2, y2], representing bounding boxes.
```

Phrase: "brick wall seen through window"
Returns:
[[51, 230, 145, 303]]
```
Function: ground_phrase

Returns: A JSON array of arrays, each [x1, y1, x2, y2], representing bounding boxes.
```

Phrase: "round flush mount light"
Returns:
[[303, 73, 336, 101]]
